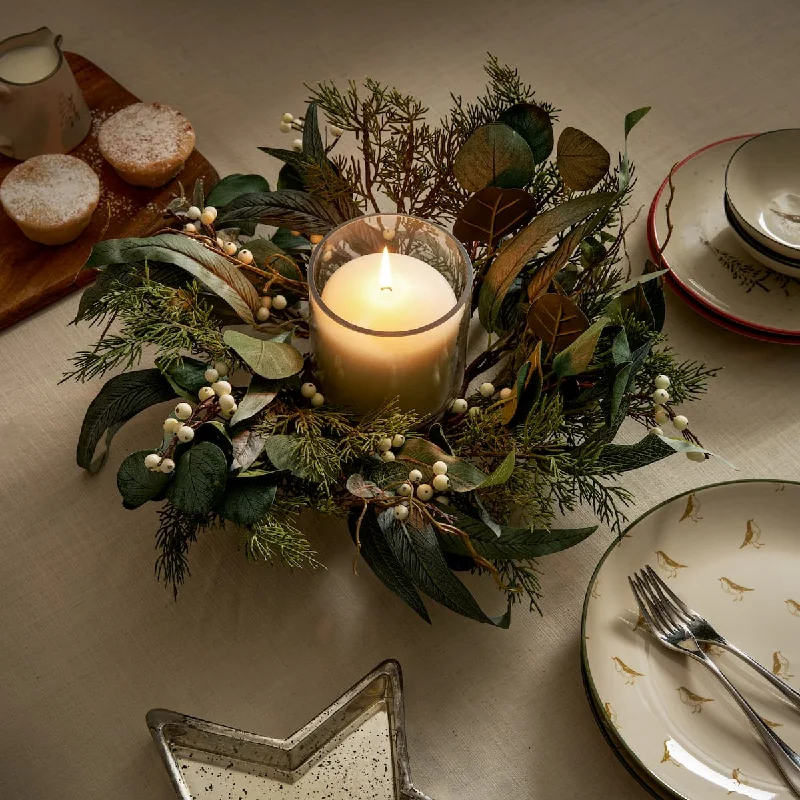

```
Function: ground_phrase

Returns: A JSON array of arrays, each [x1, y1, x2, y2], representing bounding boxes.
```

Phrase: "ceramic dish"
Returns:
[[723, 197, 800, 279], [648, 136, 800, 336], [725, 130, 800, 260], [582, 480, 800, 800]]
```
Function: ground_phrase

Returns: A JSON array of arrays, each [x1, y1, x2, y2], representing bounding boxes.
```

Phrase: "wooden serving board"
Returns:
[[0, 51, 219, 331]]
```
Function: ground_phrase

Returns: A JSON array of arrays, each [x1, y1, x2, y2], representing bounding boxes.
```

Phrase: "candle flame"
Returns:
[[379, 246, 393, 291]]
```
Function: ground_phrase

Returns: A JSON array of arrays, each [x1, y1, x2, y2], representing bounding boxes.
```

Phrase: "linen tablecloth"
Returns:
[[2, 1, 799, 797]]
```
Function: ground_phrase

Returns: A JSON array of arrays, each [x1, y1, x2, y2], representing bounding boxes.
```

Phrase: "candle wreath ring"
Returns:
[[66, 57, 718, 626]]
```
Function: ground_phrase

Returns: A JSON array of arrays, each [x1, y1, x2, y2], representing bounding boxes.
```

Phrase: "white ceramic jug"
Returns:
[[0, 27, 91, 161]]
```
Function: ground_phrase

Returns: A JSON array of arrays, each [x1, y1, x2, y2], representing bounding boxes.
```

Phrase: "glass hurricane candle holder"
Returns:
[[308, 213, 473, 419]]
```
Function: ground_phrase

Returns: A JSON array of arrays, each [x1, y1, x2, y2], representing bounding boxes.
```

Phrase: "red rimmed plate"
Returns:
[[648, 136, 800, 337]]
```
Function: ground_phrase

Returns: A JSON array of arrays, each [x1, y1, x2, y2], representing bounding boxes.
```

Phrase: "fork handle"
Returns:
[[699, 655, 800, 796], [719, 642, 800, 713]]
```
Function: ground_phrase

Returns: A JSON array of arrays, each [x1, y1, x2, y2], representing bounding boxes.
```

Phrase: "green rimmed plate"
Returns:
[[582, 480, 800, 800]]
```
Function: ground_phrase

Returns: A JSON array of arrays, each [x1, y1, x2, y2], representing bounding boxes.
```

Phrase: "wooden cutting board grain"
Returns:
[[0, 51, 219, 331]]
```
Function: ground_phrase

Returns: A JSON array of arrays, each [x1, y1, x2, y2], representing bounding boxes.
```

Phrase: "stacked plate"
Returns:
[[648, 132, 800, 344], [581, 480, 800, 800]]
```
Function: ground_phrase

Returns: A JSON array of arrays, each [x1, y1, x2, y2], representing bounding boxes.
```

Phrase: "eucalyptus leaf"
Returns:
[[497, 103, 554, 164], [479, 450, 516, 488], [217, 477, 277, 525], [206, 173, 271, 209], [346, 474, 385, 499], [398, 438, 487, 492], [117, 450, 172, 509], [351, 506, 431, 623], [263, 435, 308, 478], [160, 356, 209, 401], [552, 316, 610, 379], [84, 234, 260, 324], [194, 421, 233, 463], [453, 123, 534, 193], [166, 441, 228, 514], [230, 429, 268, 472], [77, 369, 176, 472], [453, 186, 535, 247], [223, 330, 304, 380], [611, 328, 631, 367], [231, 376, 278, 426], [556, 127, 611, 192], [479, 192, 614, 331]]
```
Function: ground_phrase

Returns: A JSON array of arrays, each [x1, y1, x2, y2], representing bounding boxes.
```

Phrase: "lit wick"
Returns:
[[379, 246, 393, 292]]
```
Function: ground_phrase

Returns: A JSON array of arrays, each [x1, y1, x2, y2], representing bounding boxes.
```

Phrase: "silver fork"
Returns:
[[642, 565, 800, 712], [629, 570, 800, 797]]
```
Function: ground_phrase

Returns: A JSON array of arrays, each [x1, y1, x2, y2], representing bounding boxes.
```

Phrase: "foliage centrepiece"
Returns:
[[67, 57, 717, 626]]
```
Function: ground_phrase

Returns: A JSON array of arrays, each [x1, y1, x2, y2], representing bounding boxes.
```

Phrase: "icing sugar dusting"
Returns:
[[0, 154, 99, 226]]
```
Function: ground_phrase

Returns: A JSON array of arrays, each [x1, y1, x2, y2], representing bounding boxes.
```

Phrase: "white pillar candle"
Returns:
[[0, 45, 59, 84], [313, 247, 463, 415]]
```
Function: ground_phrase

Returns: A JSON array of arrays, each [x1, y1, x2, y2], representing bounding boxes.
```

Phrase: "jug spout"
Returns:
[[0, 27, 63, 86]]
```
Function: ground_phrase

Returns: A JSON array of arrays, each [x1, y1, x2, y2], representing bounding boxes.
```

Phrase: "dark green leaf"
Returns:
[[302, 102, 325, 164], [271, 228, 310, 251], [624, 107, 651, 141], [480, 450, 516, 488], [215, 189, 344, 235], [84, 234, 260, 324], [479, 192, 614, 331], [398, 438, 487, 492], [427, 423, 454, 455], [207, 174, 271, 209], [641, 259, 666, 332], [556, 127, 611, 192], [231, 376, 278, 425], [497, 103, 554, 163], [453, 187, 535, 248], [217, 477, 277, 525], [619, 283, 655, 330], [160, 356, 209, 401], [552, 316, 610, 379], [526, 220, 594, 304], [242, 237, 287, 268], [383, 513, 508, 626], [346, 474, 385, 499], [74, 264, 136, 322], [223, 330, 304, 379], [116, 450, 172, 509], [453, 123, 535, 193], [611, 329, 631, 367], [501, 342, 542, 426], [77, 369, 176, 472], [362, 457, 411, 490], [277, 163, 305, 191], [194, 421, 233, 463], [580, 237, 607, 270], [598, 434, 676, 472], [351, 506, 431, 623], [230, 429, 268, 472], [166, 441, 228, 514]]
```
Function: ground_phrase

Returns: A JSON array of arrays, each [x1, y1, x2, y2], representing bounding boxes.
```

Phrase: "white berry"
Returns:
[[214, 362, 229, 377], [652, 388, 669, 404], [212, 380, 232, 396], [198, 386, 215, 401], [432, 460, 448, 476], [450, 398, 468, 414], [654, 374, 671, 390], [224, 241, 238, 256], [218, 394, 237, 412], [238, 248, 253, 265], [654, 406, 669, 425], [281, 112, 294, 123], [329, 124, 344, 137], [261, 295, 273, 308], [301, 382, 317, 398], [186, 206, 201, 220], [175, 402, 193, 420], [257, 306, 271, 322], [204, 368, 219, 383], [408, 469, 423, 484], [144, 453, 162, 471], [215, 236, 224, 248], [397, 483, 413, 497], [392, 434, 405, 448], [163, 417, 181, 434], [273, 294, 288, 310], [311, 392, 325, 407], [394, 503, 409, 520], [177, 426, 195, 443], [159, 458, 176, 474], [499, 387, 513, 400], [432, 474, 450, 492], [469, 406, 481, 418], [673, 414, 689, 431], [226, 402, 238, 415], [416, 483, 434, 501], [686, 450, 706, 462], [378, 437, 393, 452], [310, 233, 324, 245], [279, 121, 292, 133], [479, 381, 495, 398], [649, 426, 664, 436], [292, 138, 303, 152], [183, 223, 197, 233], [380, 450, 395, 462], [200, 206, 217, 223]]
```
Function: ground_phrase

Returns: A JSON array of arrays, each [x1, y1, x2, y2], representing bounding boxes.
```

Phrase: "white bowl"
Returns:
[[725, 129, 800, 260]]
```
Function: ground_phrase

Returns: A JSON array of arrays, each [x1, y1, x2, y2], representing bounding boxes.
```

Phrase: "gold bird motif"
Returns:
[[655, 550, 688, 578], [740, 519, 764, 549], [612, 656, 644, 685], [787, 599, 800, 617], [678, 686, 714, 713], [775, 483, 786, 492], [719, 577, 754, 601], [661, 740, 680, 766], [632, 612, 646, 632], [604, 702, 619, 728], [764, 717, 784, 729], [700, 643, 726, 657], [679, 493, 702, 522], [727, 768, 748, 795], [773, 651, 794, 678], [591, 581, 601, 599]]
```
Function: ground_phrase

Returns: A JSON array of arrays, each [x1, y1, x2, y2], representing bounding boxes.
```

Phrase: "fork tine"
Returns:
[[628, 576, 662, 636], [644, 565, 693, 619], [639, 570, 685, 630], [635, 572, 676, 634]]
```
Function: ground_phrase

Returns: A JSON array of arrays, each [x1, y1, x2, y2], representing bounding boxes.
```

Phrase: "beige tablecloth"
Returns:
[[2, 1, 799, 798]]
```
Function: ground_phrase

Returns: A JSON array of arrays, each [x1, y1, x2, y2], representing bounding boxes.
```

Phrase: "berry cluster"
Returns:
[[448, 381, 513, 417], [183, 204, 218, 232], [392, 460, 451, 520], [278, 111, 343, 151], [647, 375, 703, 462], [300, 381, 325, 408]]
